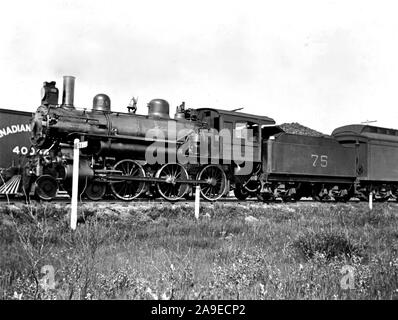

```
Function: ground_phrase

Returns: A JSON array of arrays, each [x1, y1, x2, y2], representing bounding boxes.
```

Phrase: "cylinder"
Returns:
[[62, 75, 76, 108], [62, 160, 94, 181]]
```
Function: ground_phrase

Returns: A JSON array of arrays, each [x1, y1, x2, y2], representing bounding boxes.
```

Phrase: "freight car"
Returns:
[[0, 108, 35, 196], [332, 125, 398, 201]]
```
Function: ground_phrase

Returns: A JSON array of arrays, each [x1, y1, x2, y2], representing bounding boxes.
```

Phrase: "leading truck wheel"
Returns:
[[110, 159, 146, 201], [197, 165, 227, 201], [35, 175, 58, 200], [156, 163, 189, 201]]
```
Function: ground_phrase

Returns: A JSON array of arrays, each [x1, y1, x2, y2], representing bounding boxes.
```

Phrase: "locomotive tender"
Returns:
[[2, 75, 398, 202]]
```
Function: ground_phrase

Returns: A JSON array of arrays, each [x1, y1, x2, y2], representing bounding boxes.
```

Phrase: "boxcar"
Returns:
[[0, 108, 34, 170], [332, 124, 398, 183]]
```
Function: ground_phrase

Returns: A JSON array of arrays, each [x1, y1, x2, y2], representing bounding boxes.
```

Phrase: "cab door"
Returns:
[[233, 121, 260, 163], [221, 120, 234, 163]]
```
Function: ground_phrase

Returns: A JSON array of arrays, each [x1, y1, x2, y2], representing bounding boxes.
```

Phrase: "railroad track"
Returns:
[[0, 197, 259, 205], [1, 196, 397, 206]]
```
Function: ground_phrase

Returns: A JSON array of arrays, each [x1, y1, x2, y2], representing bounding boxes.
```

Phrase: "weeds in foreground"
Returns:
[[1, 202, 398, 299], [294, 230, 365, 261]]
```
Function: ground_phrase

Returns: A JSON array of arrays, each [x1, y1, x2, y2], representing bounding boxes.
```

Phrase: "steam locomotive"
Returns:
[[2, 75, 398, 202], [26, 76, 276, 202]]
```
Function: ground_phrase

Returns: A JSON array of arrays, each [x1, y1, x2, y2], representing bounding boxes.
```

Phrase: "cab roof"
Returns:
[[196, 108, 275, 125]]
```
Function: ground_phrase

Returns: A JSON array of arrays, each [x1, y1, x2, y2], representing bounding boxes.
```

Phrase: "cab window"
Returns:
[[234, 121, 259, 142]]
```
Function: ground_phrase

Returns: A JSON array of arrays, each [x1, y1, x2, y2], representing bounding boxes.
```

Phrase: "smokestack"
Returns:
[[61, 75, 76, 108]]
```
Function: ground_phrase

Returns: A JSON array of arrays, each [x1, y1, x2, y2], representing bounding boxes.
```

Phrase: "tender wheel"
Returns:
[[244, 180, 261, 193], [311, 185, 326, 201], [281, 188, 297, 202], [85, 181, 106, 201], [256, 191, 275, 203], [156, 163, 189, 201], [234, 184, 249, 200], [374, 187, 391, 202], [35, 174, 58, 200], [333, 189, 351, 203], [292, 192, 303, 202], [110, 159, 146, 200], [197, 165, 227, 201]]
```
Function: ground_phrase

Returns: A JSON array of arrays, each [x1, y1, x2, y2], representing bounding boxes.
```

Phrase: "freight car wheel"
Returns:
[[197, 165, 227, 201], [110, 159, 146, 200], [85, 181, 106, 201], [156, 163, 189, 201]]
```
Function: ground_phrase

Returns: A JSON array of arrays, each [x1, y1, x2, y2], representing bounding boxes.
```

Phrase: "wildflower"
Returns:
[[145, 287, 158, 300], [161, 288, 173, 300], [13, 291, 22, 300], [259, 283, 267, 296]]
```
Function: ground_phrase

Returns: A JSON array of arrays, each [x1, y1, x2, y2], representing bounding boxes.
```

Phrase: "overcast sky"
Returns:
[[1, 0, 397, 134]]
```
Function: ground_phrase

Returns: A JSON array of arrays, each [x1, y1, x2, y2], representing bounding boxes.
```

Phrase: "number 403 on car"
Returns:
[[12, 146, 36, 155]]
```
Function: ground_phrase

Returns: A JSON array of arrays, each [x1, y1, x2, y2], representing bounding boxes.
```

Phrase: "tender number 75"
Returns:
[[311, 154, 328, 167]]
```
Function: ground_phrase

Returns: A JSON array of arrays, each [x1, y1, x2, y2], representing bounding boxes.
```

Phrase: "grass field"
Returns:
[[1, 201, 398, 300]]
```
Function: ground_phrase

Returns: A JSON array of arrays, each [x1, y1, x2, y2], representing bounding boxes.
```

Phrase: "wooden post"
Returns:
[[71, 139, 87, 230], [369, 192, 373, 210], [71, 139, 80, 230], [194, 186, 200, 220]]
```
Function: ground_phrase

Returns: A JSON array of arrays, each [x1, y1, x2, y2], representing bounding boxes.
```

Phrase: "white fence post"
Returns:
[[194, 185, 200, 220], [369, 191, 373, 210], [71, 139, 88, 230]]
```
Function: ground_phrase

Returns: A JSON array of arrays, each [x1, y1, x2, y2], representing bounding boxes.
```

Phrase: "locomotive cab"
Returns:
[[195, 108, 277, 199], [196, 108, 276, 164]]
